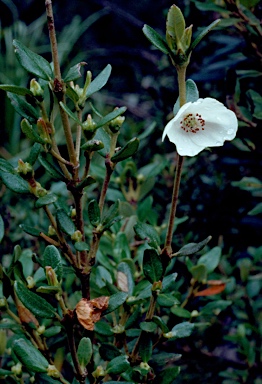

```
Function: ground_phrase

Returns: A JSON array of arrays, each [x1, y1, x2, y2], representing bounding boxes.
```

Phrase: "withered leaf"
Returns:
[[75, 296, 109, 331]]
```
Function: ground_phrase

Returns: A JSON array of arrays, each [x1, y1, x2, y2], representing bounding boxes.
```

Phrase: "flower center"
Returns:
[[180, 113, 205, 133]]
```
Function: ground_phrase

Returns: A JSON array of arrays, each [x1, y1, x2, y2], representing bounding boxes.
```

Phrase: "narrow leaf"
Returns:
[[142, 25, 170, 54], [171, 322, 194, 338], [56, 209, 76, 236], [63, 62, 87, 82], [13, 39, 53, 80], [88, 199, 101, 226], [14, 281, 57, 318], [143, 249, 163, 283], [7, 92, 39, 123], [38, 154, 65, 181], [19, 224, 41, 237], [96, 106, 127, 129], [173, 235, 212, 257], [35, 193, 57, 208], [0, 84, 33, 96], [138, 331, 153, 363], [0, 171, 29, 194], [111, 138, 139, 163], [21, 119, 46, 144], [27, 143, 42, 165], [43, 245, 63, 281], [0, 214, 4, 243], [59, 102, 83, 125], [85, 64, 112, 98], [13, 338, 49, 373], [188, 19, 221, 53]]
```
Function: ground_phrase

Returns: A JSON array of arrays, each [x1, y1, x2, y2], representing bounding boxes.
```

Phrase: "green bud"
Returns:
[[30, 79, 44, 99], [71, 230, 83, 243], [29, 181, 48, 198], [45, 266, 59, 287], [47, 364, 60, 378], [37, 118, 52, 143], [111, 324, 125, 334], [36, 325, 46, 335], [92, 365, 105, 378], [140, 362, 150, 372], [48, 225, 56, 236], [0, 298, 7, 308], [152, 281, 162, 291], [26, 276, 35, 289], [82, 114, 97, 140], [108, 108, 125, 133], [16, 159, 33, 177], [81, 139, 104, 152], [11, 362, 23, 375]]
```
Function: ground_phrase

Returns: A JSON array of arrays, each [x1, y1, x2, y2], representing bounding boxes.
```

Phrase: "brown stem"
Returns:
[[98, 155, 114, 213], [45, 0, 61, 81]]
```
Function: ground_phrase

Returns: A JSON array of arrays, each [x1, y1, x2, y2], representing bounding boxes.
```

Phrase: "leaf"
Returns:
[[111, 138, 139, 163], [140, 321, 157, 333], [88, 199, 101, 226], [21, 119, 46, 144], [103, 291, 128, 315], [142, 25, 170, 54], [174, 235, 212, 257], [56, 208, 76, 236], [197, 246, 221, 273], [19, 224, 41, 237], [152, 316, 169, 333], [195, 281, 226, 297], [117, 262, 134, 296], [138, 331, 152, 363], [106, 355, 130, 375], [99, 343, 121, 361], [13, 338, 49, 372], [158, 367, 180, 384], [188, 19, 221, 53], [170, 307, 191, 318], [13, 39, 53, 80], [74, 241, 89, 251], [101, 200, 120, 230], [63, 62, 87, 82], [0, 159, 15, 173], [0, 171, 29, 194], [173, 79, 200, 114], [27, 143, 42, 165], [7, 92, 39, 123], [66, 84, 79, 103], [77, 337, 92, 369], [248, 202, 262, 216], [43, 245, 63, 281], [14, 281, 57, 318], [166, 5, 185, 42], [191, 264, 207, 283], [232, 177, 262, 191], [59, 102, 83, 125], [35, 193, 57, 208], [0, 84, 33, 96], [96, 106, 127, 129], [0, 214, 4, 243], [200, 300, 232, 315], [134, 221, 160, 249], [170, 322, 194, 338], [143, 249, 163, 284], [38, 154, 66, 181], [94, 127, 111, 157], [157, 293, 180, 307], [85, 64, 112, 98]]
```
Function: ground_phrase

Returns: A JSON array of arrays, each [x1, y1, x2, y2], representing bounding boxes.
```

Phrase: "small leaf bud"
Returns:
[[48, 225, 56, 236], [111, 324, 125, 334], [16, 159, 33, 177], [11, 362, 23, 375], [0, 298, 7, 308], [191, 310, 199, 318], [152, 281, 162, 291], [163, 331, 173, 339], [45, 266, 59, 287], [81, 139, 104, 152], [92, 365, 105, 378], [47, 364, 60, 378], [108, 108, 125, 133], [82, 114, 97, 140], [30, 79, 44, 99], [29, 181, 48, 198], [71, 208, 76, 218], [26, 276, 35, 289], [37, 118, 52, 143], [140, 362, 150, 372], [36, 325, 46, 335], [71, 230, 83, 243]]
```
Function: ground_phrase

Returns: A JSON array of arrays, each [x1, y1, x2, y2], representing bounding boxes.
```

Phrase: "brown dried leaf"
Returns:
[[17, 303, 39, 327], [75, 296, 109, 331]]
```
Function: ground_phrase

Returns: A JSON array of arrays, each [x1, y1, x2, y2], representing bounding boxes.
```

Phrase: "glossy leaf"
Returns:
[[56, 208, 76, 236], [43, 245, 63, 281], [88, 199, 101, 226], [143, 249, 163, 283], [171, 322, 194, 338], [0, 171, 29, 194], [7, 92, 39, 123], [138, 331, 152, 363], [35, 193, 57, 208], [134, 221, 160, 249], [173, 235, 212, 257], [197, 246, 221, 273], [158, 367, 180, 383], [99, 343, 121, 361], [191, 264, 207, 282], [13, 338, 49, 372], [166, 5, 185, 42], [14, 281, 57, 318], [13, 39, 53, 80], [111, 138, 139, 163], [0, 84, 33, 96], [21, 119, 46, 144], [103, 291, 128, 315], [85, 64, 112, 98], [27, 143, 42, 165], [142, 25, 170, 54], [63, 62, 87, 82], [77, 337, 92, 369]]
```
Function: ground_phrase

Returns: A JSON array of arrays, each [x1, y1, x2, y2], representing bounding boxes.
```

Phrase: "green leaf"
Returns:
[[166, 5, 185, 42], [74, 241, 89, 251], [152, 316, 169, 333], [232, 177, 262, 192], [14, 281, 57, 318], [21, 119, 46, 144], [143, 249, 163, 283], [248, 202, 262, 216], [111, 138, 139, 163], [38, 154, 66, 181], [56, 209, 76, 236], [94, 127, 111, 157], [35, 193, 57, 208], [66, 84, 79, 103], [142, 25, 170, 54], [85, 64, 112, 98], [43, 245, 63, 281], [99, 343, 121, 361], [106, 355, 130, 375], [96, 106, 127, 129], [170, 322, 194, 339], [173, 79, 200, 114], [138, 331, 152, 363], [191, 264, 207, 282], [200, 300, 232, 315], [77, 337, 92, 369], [7, 92, 39, 123], [162, 273, 178, 291], [103, 291, 128, 315], [0, 84, 33, 96], [173, 235, 212, 257], [27, 143, 42, 165], [140, 321, 157, 333], [0, 214, 4, 243], [13, 338, 49, 372], [63, 62, 87, 82], [157, 293, 180, 307], [197, 246, 221, 274], [0, 159, 15, 173], [101, 200, 120, 229], [134, 221, 160, 249], [188, 19, 221, 53], [0, 171, 29, 194], [158, 367, 180, 384], [117, 262, 134, 296], [34, 373, 61, 383], [19, 224, 41, 237], [13, 39, 53, 80], [59, 102, 83, 125], [0, 368, 14, 376], [88, 199, 101, 226], [43, 326, 62, 338], [170, 307, 191, 318]]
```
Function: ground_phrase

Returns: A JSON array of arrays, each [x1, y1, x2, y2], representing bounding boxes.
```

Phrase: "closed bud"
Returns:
[[26, 276, 35, 289], [30, 79, 44, 99], [81, 139, 104, 152], [37, 118, 52, 143], [48, 225, 56, 236], [45, 266, 59, 286], [111, 324, 125, 334], [82, 114, 97, 140], [47, 364, 60, 378], [152, 281, 162, 291], [11, 362, 22, 375], [36, 325, 46, 335], [29, 181, 48, 198], [71, 230, 83, 243], [71, 208, 76, 218], [16, 159, 33, 178], [108, 108, 125, 133], [0, 298, 7, 308], [92, 365, 105, 378]]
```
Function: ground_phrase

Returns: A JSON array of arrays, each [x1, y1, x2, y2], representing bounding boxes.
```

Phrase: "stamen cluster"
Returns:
[[180, 113, 205, 133]]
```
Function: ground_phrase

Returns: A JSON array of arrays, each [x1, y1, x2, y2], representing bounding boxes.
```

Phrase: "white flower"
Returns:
[[162, 97, 238, 156]]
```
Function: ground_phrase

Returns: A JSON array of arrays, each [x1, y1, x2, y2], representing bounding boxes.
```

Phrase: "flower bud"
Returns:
[[140, 362, 150, 371], [11, 362, 22, 375], [36, 325, 46, 335], [30, 79, 44, 99], [82, 114, 97, 140], [16, 159, 33, 178], [111, 324, 125, 334], [29, 181, 48, 198], [47, 364, 60, 378], [81, 139, 104, 152], [92, 365, 105, 378], [45, 266, 59, 286], [37, 118, 52, 144], [26, 276, 35, 289], [71, 208, 76, 218], [108, 108, 125, 133], [71, 230, 83, 243], [48, 225, 56, 236], [0, 298, 7, 308]]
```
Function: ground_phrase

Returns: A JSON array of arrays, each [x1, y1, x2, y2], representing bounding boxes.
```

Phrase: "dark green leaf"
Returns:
[[14, 281, 57, 318], [142, 25, 170, 54], [173, 235, 212, 257], [111, 138, 139, 163], [162, 273, 178, 291], [197, 246, 221, 273], [138, 331, 152, 363], [106, 355, 130, 375], [77, 337, 92, 369], [170, 307, 191, 318], [76, 175, 96, 190], [13, 39, 53, 80], [232, 177, 262, 192], [35, 193, 57, 208], [103, 291, 128, 315], [43, 245, 63, 281], [43, 326, 62, 338], [102, 200, 120, 229], [152, 316, 169, 333], [59, 102, 83, 125], [56, 208, 76, 236], [21, 119, 46, 144], [13, 338, 49, 372], [143, 249, 163, 284], [7, 92, 39, 123], [200, 300, 232, 315], [0, 368, 14, 376], [26, 143, 42, 165], [188, 19, 221, 53], [0, 159, 15, 173], [94, 127, 111, 157], [134, 221, 160, 249], [94, 321, 114, 336], [0, 214, 4, 243], [0, 84, 33, 96], [66, 84, 79, 103], [248, 202, 262, 216], [63, 62, 86, 82], [140, 321, 157, 333], [88, 199, 101, 226], [170, 322, 194, 339], [0, 171, 29, 194], [96, 106, 127, 129], [34, 374, 61, 384], [19, 224, 41, 237], [36, 285, 60, 294], [85, 64, 112, 98], [157, 293, 180, 307], [158, 367, 180, 384], [191, 264, 207, 282], [99, 343, 121, 361], [74, 241, 89, 251], [81, 139, 104, 151]]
